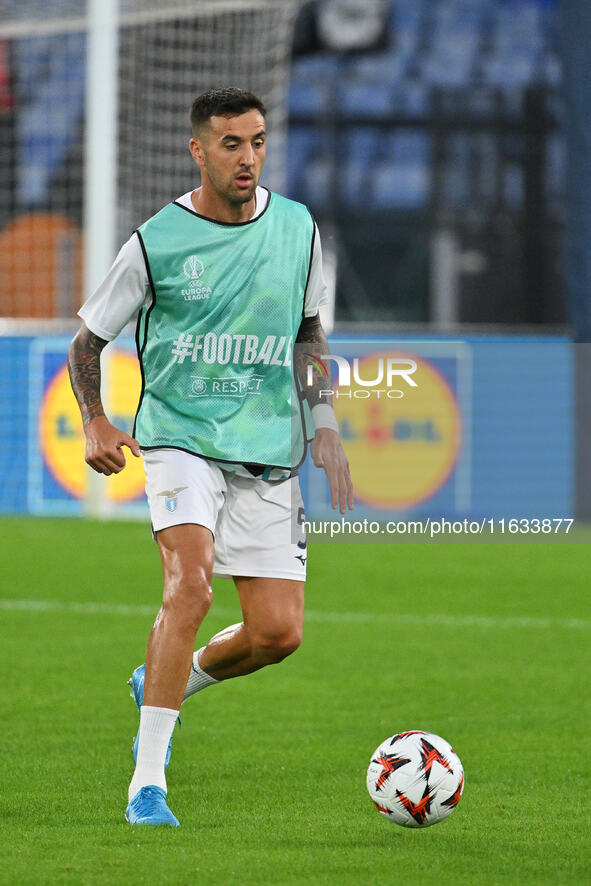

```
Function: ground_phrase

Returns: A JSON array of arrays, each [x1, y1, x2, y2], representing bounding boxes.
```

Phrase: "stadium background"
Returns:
[[1, 3, 589, 885], [0, 0, 586, 524]]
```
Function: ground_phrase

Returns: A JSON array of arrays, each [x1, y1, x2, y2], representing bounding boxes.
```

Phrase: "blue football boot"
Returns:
[[125, 785, 180, 826], [128, 664, 179, 770]]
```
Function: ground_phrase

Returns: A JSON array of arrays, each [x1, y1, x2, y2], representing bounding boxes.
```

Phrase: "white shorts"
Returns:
[[143, 449, 307, 581]]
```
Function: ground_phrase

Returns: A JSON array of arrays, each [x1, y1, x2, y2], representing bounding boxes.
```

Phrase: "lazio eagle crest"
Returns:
[[158, 486, 188, 512]]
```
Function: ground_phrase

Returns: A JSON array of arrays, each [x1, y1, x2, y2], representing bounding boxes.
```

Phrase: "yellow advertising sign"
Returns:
[[334, 353, 461, 508], [38, 350, 145, 503]]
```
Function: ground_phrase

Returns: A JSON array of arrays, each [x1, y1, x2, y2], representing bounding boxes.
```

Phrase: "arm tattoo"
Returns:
[[67, 326, 109, 426], [295, 312, 329, 409]]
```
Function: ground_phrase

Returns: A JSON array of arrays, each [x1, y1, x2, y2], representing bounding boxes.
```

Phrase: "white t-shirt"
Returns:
[[79, 187, 328, 341]]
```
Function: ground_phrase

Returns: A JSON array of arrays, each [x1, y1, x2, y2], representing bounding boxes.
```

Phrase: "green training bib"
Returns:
[[133, 191, 314, 470]]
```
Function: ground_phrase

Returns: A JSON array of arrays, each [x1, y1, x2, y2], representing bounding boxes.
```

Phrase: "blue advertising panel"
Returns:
[[0, 333, 575, 521], [298, 337, 574, 523]]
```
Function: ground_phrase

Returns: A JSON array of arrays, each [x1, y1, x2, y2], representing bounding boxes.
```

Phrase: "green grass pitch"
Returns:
[[1, 517, 589, 886]]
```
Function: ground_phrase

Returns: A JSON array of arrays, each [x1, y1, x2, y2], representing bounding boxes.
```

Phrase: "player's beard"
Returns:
[[228, 175, 257, 204], [204, 163, 258, 206]]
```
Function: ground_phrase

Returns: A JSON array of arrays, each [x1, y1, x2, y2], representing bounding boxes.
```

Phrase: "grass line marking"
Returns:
[[0, 597, 588, 630]]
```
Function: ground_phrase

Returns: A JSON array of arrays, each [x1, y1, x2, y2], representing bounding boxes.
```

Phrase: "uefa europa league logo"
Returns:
[[183, 255, 205, 280]]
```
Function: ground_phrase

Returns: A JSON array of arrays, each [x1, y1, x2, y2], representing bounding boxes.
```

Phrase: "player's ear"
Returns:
[[190, 137, 205, 168]]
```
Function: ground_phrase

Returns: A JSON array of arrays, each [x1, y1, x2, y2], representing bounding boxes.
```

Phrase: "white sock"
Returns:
[[128, 705, 178, 802], [183, 647, 219, 701]]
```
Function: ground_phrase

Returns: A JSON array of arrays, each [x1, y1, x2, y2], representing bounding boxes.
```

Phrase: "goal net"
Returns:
[[117, 0, 300, 241], [0, 0, 300, 518], [0, 0, 299, 318]]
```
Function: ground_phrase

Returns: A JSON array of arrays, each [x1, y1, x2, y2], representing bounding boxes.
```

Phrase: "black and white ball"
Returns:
[[367, 730, 464, 828]]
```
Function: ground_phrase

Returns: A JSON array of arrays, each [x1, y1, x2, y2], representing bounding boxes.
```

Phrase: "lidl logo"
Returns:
[[334, 352, 461, 509], [38, 350, 145, 503]]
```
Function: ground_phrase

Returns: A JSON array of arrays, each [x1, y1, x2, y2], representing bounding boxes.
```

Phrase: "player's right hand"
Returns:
[[83, 415, 141, 475]]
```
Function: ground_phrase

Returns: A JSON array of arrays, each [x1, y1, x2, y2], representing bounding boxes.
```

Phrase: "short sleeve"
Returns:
[[303, 221, 329, 318], [78, 233, 150, 341]]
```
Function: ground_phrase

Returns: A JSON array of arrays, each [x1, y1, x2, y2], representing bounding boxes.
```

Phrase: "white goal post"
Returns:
[[0, 0, 302, 518]]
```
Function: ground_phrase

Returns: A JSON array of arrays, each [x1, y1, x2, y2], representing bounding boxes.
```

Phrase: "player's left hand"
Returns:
[[310, 428, 354, 514]]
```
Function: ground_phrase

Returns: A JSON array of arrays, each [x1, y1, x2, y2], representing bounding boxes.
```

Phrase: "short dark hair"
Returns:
[[190, 87, 266, 134]]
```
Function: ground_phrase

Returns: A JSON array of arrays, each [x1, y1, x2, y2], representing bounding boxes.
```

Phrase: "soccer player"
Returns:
[[68, 87, 353, 827]]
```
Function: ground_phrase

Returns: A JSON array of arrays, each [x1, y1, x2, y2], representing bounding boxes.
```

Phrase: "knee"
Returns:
[[162, 567, 212, 629], [250, 624, 302, 665]]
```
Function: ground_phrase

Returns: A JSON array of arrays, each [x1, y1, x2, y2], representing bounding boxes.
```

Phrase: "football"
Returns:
[[366, 730, 464, 828]]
